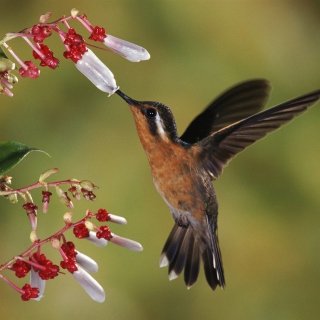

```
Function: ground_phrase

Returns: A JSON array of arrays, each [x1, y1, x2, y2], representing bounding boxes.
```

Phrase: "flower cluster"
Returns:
[[0, 169, 143, 302], [0, 168, 99, 231], [0, 8, 150, 96]]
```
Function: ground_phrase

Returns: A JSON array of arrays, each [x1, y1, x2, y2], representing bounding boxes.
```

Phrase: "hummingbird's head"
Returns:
[[116, 89, 180, 146]]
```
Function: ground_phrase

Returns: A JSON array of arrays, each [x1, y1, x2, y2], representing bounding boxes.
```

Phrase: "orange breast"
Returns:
[[148, 142, 207, 221], [129, 105, 210, 222]]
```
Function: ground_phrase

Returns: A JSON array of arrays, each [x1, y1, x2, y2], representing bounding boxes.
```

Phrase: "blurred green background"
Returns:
[[1, 1, 320, 319]]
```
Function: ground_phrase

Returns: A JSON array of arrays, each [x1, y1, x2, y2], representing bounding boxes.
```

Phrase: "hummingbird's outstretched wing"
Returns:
[[180, 79, 271, 143], [198, 89, 320, 180], [160, 224, 224, 290]]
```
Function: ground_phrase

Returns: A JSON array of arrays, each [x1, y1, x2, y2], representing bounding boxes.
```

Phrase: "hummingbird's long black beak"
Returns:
[[116, 89, 139, 106]]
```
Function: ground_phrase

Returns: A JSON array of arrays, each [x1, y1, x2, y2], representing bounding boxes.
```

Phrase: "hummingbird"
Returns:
[[115, 80, 320, 290]]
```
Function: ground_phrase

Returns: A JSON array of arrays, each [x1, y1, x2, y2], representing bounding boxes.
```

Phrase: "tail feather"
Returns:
[[211, 232, 225, 287], [184, 234, 200, 289], [161, 224, 225, 290], [168, 228, 192, 280], [159, 224, 186, 267], [206, 215, 226, 287], [202, 247, 220, 290]]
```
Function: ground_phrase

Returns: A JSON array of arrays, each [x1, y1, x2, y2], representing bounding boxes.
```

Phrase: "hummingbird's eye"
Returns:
[[145, 108, 157, 118]]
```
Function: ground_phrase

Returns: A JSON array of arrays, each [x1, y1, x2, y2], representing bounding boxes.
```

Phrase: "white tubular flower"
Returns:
[[110, 233, 143, 252], [72, 265, 105, 303], [75, 250, 98, 273], [108, 214, 127, 225], [30, 268, 46, 301], [75, 48, 119, 96], [104, 35, 150, 62], [85, 231, 108, 247]]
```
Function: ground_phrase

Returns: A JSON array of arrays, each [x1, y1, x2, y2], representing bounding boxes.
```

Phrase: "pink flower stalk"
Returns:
[[0, 274, 39, 301], [72, 265, 105, 303], [2, 42, 41, 79]]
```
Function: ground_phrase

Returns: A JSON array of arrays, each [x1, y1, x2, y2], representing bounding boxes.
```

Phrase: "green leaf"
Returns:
[[0, 47, 9, 60], [0, 141, 49, 175]]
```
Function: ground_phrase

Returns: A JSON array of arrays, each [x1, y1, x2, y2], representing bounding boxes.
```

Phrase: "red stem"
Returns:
[[0, 179, 80, 196]]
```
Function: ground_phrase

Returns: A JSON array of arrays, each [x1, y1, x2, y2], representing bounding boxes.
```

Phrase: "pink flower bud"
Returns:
[[30, 230, 38, 243], [55, 186, 74, 209], [23, 203, 38, 230], [63, 211, 73, 224], [8, 193, 18, 203], [79, 180, 97, 191]]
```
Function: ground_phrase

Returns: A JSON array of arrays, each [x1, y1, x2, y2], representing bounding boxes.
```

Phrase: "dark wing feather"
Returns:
[[180, 79, 271, 143], [199, 90, 320, 179]]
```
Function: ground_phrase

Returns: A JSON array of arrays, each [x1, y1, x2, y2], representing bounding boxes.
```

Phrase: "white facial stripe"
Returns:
[[155, 113, 166, 138]]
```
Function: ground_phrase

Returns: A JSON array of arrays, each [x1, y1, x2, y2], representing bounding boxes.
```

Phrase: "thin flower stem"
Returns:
[[15, 256, 46, 271], [5, 32, 33, 39], [0, 179, 81, 196], [22, 37, 45, 60], [0, 14, 73, 46], [2, 43, 27, 69], [0, 32, 33, 45], [39, 15, 73, 28], [0, 274, 24, 294], [51, 26, 67, 40], [76, 16, 93, 33], [53, 26, 69, 50]]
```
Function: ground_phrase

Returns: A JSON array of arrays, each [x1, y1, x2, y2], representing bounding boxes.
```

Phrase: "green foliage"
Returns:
[[0, 141, 47, 175], [0, 47, 9, 60]]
